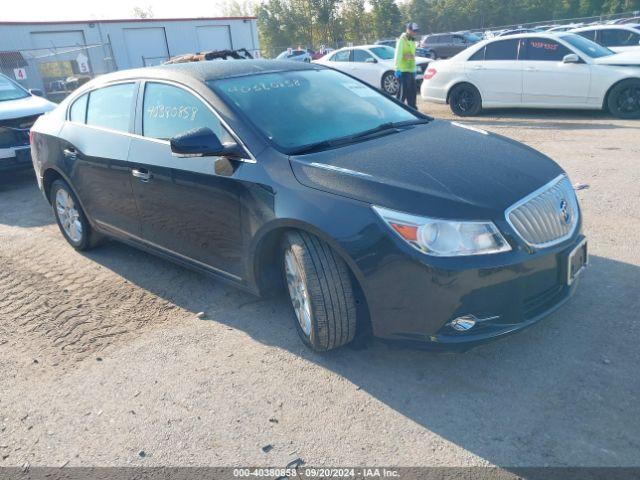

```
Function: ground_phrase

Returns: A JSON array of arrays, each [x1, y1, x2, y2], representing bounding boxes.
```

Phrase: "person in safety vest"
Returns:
[[394, 22, 420, 109]]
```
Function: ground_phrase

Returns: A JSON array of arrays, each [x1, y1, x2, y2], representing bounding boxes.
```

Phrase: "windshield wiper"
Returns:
[[289, 118, 430, 155]]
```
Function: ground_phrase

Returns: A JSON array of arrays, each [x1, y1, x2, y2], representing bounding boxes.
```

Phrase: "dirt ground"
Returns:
[[1, 101, 639, 469]]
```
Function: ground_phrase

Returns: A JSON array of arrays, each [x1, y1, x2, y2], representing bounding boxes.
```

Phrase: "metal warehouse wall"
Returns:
[[0, 17, 259, 92]]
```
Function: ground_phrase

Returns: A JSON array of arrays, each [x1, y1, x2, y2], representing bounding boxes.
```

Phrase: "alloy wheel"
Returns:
[[55, 188, 83, 243], [383, 74, 399, 95], [284, 249, 312, 336], [616, 86, 640, 115]]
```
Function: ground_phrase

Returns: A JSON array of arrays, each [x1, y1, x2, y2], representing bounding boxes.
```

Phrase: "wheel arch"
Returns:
[[446, 81, 482, 105], [602, 77, 640, 111], [42, 167, 95, 228], [250, 219, 372, 333]]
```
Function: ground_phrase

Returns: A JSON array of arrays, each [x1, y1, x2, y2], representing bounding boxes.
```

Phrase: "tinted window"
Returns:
[[524, 38, 571, 61], [440, 35, 452, 43], [210, 69, 417, 152], [600, 29, 640, 46], [142, 82, 233, 143], [86, 83, 135, 133], [331, 50, 351, 62], [577, 30, 597, 41], [452, 35, 465, 44], [468, 46, 485, 61], [484, 39, 520, 60], [69, 93, 88, 123], [353, 49, 374, 62]]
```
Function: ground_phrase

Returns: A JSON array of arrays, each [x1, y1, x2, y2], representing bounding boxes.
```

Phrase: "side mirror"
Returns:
[[365, 57, 377, 63], [170, 127, 245, 158], [29, 88, 44, 97], [563, 53, 580, 63]]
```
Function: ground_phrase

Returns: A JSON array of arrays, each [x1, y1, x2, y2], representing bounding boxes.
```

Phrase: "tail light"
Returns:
[[424, 68, 437, 80], [29, 130, 34, 145]]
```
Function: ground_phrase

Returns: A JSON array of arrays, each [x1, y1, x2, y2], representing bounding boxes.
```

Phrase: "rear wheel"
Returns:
[[607, 79, 640, 119], [50, 179, 101, 251], [282, 231, 357, 351], [382, 71, 400, 96], [449, 83, 482, 116]]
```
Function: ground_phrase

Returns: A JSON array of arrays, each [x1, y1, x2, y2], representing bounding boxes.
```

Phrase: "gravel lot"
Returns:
[[1, 101, 639, 469]]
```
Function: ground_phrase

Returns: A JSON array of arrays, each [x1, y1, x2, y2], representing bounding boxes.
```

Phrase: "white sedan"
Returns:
[[420, 33, 640, 118], [570, 25, 640, 53], [313, 45, 431, 96]]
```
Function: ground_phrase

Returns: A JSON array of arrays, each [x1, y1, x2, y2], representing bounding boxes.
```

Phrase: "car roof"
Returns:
[[79, 60, 320, 89], [572, 24, 638, 31]]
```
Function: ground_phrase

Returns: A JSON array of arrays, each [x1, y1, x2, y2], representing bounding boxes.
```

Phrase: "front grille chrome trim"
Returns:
[[505, 174, 579, 249]]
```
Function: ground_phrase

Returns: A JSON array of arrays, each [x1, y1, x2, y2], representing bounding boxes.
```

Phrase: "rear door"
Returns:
[[59, 82, 140, 235], [465, 38, 523, 105], [127, 81, 246, 278], [521, 37, 590, 106], [325, 49, 352, 74]]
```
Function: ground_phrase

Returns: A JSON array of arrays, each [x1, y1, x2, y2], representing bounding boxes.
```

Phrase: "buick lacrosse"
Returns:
[[31, 60, 587, 351]]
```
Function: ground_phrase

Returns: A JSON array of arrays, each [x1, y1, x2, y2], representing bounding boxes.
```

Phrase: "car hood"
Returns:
[[0, 94, 56, 121], [593, 50, 640, 65], [289, 120, 563, 219]]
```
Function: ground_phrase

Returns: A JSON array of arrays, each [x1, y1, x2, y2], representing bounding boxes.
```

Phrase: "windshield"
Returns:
[[0, 75, 30, 102], [209, 69, 419, 152], [560, 34, 615, 58], [370, 46, 395, 59]]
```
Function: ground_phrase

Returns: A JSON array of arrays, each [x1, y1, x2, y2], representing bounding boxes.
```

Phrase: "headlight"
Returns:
[[373, 206, 511, 257]]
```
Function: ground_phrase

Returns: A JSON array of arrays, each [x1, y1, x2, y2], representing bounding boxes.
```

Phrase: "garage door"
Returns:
[[123, 27, 169, 67], [196, 25, 232, 51]]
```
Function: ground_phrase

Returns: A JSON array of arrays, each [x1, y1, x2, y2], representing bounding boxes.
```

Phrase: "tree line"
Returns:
[[249, 0, 640, 55]]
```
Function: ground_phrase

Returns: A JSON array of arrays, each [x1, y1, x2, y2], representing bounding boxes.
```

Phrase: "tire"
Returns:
[[381, 71, 400, 96], [607, 79, 640, 119], [281, 231, 357, 351], [427, 51, 437, 60], [449, 83, 482, 117], [50, 179, 101, 251]]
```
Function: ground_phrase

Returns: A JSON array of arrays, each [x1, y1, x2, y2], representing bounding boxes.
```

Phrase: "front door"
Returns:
[[59, 82, 140, 235], [350, 49, 382, 86], [128, 81, 246, 278], [521, 37, 590, 106]]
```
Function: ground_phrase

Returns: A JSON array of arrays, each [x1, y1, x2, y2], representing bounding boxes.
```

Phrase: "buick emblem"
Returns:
[[559, 199, 571, 224]]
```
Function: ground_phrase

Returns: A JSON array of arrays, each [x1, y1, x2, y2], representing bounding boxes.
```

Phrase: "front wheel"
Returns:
[[382, 71, 400, 96], [449, 84, 482, 117], [282, 231, 357, 351], [607, 79, 640, 119]]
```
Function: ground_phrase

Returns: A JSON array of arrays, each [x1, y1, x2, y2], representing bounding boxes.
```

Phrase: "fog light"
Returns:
[[449, 315, 477, 332]]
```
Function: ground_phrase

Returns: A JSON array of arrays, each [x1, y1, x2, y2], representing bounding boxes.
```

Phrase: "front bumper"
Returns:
[[364, 231, 586, 351], [0, 146, 32, 172]]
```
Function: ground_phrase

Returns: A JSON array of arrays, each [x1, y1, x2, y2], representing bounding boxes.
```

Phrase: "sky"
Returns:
[[3, 0, 241, 22]]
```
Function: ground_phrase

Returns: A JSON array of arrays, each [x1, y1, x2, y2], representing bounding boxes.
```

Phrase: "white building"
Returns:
[[0, 17, 259, 97]]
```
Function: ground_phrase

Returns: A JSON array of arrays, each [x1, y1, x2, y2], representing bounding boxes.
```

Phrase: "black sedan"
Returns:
[[30, 60, 587, 351]]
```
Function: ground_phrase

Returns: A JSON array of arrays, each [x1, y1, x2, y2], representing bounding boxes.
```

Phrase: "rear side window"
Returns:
[[86, 83, 135, 133], [577, 30, 597, 41], [330, 50, 351, 62], [142, 82, 233, 143], [484, 39, 520, 60], [600, 29, 640, 46], [468, 46, 485, 61], [524, 38, 571, 61], [69, 93, 88, 123]]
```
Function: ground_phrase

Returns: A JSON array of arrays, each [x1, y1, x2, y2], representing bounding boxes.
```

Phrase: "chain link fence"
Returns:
[[0, 42, 117, 103]]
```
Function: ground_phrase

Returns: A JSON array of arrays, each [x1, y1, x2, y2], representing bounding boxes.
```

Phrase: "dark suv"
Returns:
[[421, 32, 481, 58]]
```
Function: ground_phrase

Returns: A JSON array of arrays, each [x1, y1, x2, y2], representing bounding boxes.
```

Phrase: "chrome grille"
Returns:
[[506, 175, 579, 248]]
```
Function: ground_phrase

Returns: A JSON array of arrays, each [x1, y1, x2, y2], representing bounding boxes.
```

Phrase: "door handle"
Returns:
[[472, 65, 485, 70], [63, 147, 77, 159], [131, 168, 152, 182], [525, 67, 538, 71]]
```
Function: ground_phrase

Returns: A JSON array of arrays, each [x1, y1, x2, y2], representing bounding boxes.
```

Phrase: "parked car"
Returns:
[[420, 32, 481, 59], [497, 28, 537, 36], [375, 39, 436, 59], [570, 25, 640, 53], [421, 33, 640, 119], [313, 45, 431, 95], [0, 74, 56, 172], [30, 60, 587, 351], [618, 16, 640, 24], [546, 24, 583, 32], [276, 49, 312, 62]]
